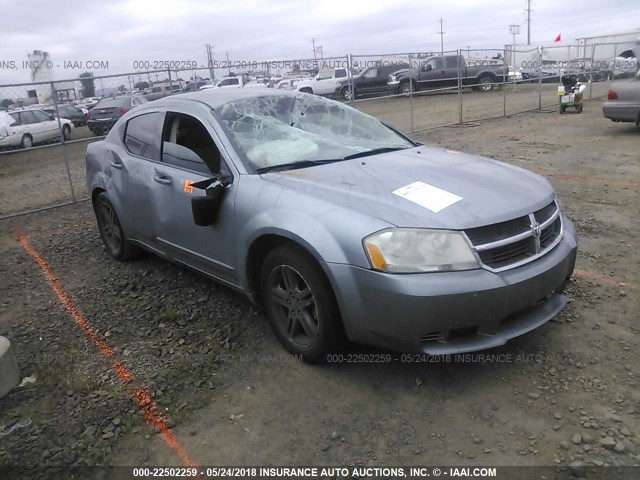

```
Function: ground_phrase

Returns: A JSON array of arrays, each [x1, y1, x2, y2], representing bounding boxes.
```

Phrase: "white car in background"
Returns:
[[296, 68, 349, 95], [0, 109, 73, 149]]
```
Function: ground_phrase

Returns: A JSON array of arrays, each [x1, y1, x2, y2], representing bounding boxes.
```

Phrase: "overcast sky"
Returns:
[[0, 0, 638, 85]]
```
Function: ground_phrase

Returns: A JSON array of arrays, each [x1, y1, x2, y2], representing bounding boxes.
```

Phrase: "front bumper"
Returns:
[[325, 218, 578, 355]]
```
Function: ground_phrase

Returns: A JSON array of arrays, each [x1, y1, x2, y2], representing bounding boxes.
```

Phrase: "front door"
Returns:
[[149, 110, 239, 285]]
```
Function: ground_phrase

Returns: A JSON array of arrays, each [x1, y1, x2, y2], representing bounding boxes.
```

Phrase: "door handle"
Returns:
[[110, 161, 123, 169], [153, 175, 172, 185]]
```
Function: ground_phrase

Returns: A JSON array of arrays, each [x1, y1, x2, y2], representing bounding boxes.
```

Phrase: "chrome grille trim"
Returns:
[[464, 200, 564, 273]]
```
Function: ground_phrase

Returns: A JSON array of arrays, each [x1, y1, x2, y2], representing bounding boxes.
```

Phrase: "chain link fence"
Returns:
[[0, 41, 636, 218]]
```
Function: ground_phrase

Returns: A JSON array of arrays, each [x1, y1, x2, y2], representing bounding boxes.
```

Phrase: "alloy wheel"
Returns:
[[99, 201, 122, 255], [268, 265, 319, 348]]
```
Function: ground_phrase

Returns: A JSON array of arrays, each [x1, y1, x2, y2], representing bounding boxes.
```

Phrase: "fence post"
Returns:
[[168, 68, 173, 96], [503, 48, 507, 117], [346, 54, 354, 104], [50, 81, 77, 203], [589, 43, 596, 101], [457, 49, 463, 124], [538, 47, 543, 110], [409, 53, 415, 133]]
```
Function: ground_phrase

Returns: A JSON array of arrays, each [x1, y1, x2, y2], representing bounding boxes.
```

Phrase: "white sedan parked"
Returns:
[[0, 109, 73, 149]]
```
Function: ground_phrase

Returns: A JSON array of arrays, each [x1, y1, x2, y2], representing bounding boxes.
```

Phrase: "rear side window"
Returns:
[[9, 113, 21, 126], [335, 69, 347, 78], [446, 56, 458, 69], [19, 111, 39, 124], [124, 112, 163, 160]]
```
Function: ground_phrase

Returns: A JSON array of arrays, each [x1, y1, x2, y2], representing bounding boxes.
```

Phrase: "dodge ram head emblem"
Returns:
[[531, 222, 542, 238]]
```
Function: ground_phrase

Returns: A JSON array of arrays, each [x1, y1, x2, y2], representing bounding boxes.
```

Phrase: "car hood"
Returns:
[[261, 147, 554, 230]]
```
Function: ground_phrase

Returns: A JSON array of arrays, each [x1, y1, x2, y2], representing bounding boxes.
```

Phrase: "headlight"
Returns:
[[363, 228, 479, 273], [389, 75, 397, 82]]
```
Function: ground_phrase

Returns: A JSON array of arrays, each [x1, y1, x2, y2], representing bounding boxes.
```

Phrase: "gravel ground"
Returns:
[[0, 93, 638, 477]]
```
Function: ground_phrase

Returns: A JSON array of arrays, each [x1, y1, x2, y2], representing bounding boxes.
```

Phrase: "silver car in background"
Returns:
[[86, 90, 577, 363], [603, 47, 640, 125]]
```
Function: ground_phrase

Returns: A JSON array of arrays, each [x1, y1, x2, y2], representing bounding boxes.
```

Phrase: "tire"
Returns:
[[400, 81, 413, 95], [62, 124, 71, 141], [341, 87, 353, 101], [559, 106, 565, 114], [20, 134, 33, 149], [477, 75, 494, 92], [299, 87, 313, 94], [260, 245, 345, 363], [94, 193, 140, 261]]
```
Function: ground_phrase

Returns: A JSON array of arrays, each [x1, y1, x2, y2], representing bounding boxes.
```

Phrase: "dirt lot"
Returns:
[[0, 89, 638, 477]]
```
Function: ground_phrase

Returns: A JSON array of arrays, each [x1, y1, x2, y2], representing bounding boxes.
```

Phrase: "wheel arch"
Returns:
[[245, 232, 336, 306]]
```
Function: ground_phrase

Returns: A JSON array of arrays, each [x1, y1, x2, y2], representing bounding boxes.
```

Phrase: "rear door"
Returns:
[[18, 111, 48, 142], [111, 111, 164, 243], [148, 109, 239, 284]]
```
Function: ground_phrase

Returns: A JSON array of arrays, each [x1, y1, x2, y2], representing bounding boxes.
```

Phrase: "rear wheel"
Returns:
[[62, 124, 71, 141], [94, 193, 140, 261], [260, 245, 345, 363], [20, 134, 33, 149], [478, 75, 494, 92]]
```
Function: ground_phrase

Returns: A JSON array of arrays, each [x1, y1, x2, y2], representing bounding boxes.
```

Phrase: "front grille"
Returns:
[[478, 237, 535, 269], [465, 200, 563, 271], [465, 216, 530, 245]]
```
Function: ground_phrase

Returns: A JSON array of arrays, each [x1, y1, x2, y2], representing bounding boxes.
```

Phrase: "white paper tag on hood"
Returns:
[[392, 181, 462, 213]]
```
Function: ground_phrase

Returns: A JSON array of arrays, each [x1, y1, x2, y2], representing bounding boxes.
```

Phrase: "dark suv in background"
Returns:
[[336, 63, 409, 100]]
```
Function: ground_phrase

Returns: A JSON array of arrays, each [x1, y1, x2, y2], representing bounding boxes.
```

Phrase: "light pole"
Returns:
[[509, 25, 520, 75]]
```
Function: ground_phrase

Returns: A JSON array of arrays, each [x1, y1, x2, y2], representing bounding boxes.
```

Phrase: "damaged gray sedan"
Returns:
[[86, 90, 577, 363]]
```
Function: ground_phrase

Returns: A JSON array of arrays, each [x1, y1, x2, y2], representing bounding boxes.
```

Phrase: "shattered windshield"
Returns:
[[215, 93, 413, 171]]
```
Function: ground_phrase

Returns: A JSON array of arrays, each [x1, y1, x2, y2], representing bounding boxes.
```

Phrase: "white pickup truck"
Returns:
[[296, 68, 349, 96]]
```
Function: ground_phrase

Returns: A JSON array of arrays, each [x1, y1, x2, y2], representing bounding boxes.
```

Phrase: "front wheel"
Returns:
[[20, 134, 33, 149], [94, 193, 140, 261], [62, 124, 71, 141], [400, 81, 413, 95], [260, 245, 345, 363], [299, 87, 313, 94]]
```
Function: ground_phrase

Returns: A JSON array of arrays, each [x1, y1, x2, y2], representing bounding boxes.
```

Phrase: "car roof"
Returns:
[[141, 88, 297, 109]]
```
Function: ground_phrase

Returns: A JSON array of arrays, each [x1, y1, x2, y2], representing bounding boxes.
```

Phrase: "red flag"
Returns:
[[554, 34, 562, 43]]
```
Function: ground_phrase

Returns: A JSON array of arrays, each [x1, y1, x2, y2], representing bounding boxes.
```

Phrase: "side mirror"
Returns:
[[190, 176, 230, 226]]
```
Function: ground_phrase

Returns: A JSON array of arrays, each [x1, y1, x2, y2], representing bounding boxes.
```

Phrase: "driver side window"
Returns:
[[161, 112, 222, 175], [363, 68, 378, 78]]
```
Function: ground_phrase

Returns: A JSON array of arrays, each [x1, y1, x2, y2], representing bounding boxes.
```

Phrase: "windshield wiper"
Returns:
[[257, 158, 346, 174], [342, 146, 409, 160]]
